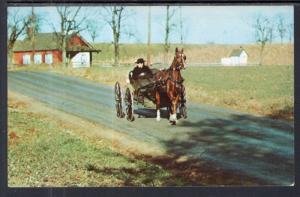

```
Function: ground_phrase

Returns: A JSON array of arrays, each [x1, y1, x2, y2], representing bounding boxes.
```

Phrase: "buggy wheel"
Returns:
[[125, 88, 135, 122], [114, 82, 125, 118]]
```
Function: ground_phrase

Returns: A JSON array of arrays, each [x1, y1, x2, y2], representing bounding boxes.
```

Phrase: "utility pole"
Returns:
[[31, 7, 36, 63], [147, 6, 151, 66], [179, 6, 183, 45]]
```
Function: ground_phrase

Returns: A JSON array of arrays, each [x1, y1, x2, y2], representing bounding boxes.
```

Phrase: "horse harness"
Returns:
[[155, 67, 184, 93]]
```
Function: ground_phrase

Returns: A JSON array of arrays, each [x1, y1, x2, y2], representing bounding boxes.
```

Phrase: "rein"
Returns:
[[166, 58, 183, 84], [169, 57, 182, 71], [155, 56, 184, 87]]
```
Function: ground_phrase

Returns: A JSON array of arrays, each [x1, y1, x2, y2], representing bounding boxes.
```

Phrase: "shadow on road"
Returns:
[[134, 108, 170, 119], [85, 154, 266, 186], [157, 113, 294, 185], [134, 108, 184, 120]]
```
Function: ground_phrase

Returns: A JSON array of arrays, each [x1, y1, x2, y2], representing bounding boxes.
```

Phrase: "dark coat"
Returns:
[[132, 66, 152, 80]]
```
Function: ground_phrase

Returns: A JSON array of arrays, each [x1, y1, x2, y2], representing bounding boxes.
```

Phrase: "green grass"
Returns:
[[182, 65, 294, 120], [8, 102, 184, 186]]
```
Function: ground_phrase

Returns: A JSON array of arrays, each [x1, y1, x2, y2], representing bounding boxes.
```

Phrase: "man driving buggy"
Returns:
[[131, 58, 153, 80]]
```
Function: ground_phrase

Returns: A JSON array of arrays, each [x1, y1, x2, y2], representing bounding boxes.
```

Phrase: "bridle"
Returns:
[[164, 53, 186, 84], [170, 52, 186, 71]]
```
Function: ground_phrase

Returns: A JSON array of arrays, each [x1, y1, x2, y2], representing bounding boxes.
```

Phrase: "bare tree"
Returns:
[[85, 14, 103, 43], [268, 22, 275, 44], [287, 23, 294, 43], [100, 6, 134, 66], [164, 5, 177, 64], [7, 9, 30, 52], [253, 16, 272, 65], [178, 6, 190, 45], [25, 7, 41, 40], [277, 15, 286, 44], [179, 6, 184, 45], [54, 6, 88, 66], [147, 6, 151, 66], [25, 7, 42, 62], [86, 21, 99, 43]]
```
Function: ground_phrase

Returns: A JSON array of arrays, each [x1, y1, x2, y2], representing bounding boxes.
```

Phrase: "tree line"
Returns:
[[8, 6, 293, 66], [253, 14, 293, 65]]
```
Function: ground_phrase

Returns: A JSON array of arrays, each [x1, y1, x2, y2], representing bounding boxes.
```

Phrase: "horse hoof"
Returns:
[[169, 120, 176, 125]]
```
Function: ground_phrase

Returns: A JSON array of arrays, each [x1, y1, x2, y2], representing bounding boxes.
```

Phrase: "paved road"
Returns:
[[8, 70, 294, 185]]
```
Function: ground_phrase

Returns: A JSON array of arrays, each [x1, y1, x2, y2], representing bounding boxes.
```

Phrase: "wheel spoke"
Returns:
[[114, 82, 124, 118], [125, 88, 135, 122]]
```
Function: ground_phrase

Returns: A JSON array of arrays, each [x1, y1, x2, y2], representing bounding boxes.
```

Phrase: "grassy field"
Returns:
[[8, 97, 185, 187], [90, 43, 294, 66], [10, 63, 294, 121], [183, 65, 294, 121]]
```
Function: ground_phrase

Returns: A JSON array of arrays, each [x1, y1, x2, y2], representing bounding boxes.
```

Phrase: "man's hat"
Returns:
[[135, 58, 145, 64]]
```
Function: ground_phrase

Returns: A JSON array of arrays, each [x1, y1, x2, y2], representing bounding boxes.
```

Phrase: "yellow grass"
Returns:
[[91, 43, 294, 66]]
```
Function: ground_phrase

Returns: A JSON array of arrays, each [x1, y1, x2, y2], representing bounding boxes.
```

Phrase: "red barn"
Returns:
[[13, 32, 100, 67]]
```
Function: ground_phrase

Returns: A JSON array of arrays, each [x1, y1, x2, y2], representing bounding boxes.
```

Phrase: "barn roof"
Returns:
[[13, 32, 98, 52], [229, 47, 247, 57]]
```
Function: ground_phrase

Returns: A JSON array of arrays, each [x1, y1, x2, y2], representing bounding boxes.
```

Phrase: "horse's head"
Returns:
[[174, 47, 187, 70]]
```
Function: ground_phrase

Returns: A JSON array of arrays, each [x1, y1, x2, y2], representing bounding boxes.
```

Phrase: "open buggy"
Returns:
[[114, 67, 187, 122]]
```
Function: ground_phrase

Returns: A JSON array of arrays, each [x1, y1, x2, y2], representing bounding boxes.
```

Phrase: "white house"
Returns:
[[221, 47, 248, 66]]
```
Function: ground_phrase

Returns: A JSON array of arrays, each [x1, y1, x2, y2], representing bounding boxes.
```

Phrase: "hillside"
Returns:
[[91, 43, 294, 66]]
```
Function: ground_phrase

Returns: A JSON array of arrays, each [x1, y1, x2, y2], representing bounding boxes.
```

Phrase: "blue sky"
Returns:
[[8, 5, 293, 44]]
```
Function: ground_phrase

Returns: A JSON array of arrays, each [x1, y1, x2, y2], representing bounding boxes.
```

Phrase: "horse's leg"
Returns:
[[172, 95, 179, 123], [155, 90, 161, 121], [168, 94, 177, 123], [167, 83, 174, 121]]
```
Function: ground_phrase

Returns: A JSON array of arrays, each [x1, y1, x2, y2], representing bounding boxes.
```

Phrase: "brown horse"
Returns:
[[155, 48, 187, 125]]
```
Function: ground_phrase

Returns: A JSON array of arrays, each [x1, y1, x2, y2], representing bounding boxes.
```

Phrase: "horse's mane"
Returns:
[[169, 56, 178, 70]]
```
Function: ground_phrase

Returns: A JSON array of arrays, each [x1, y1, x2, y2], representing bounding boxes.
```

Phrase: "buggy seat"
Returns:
[[129, 68, 159, 91]]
